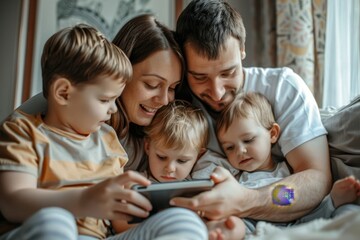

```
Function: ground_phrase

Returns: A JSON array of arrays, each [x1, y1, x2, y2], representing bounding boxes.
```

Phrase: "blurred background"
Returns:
[[1, 0, 359, 121]]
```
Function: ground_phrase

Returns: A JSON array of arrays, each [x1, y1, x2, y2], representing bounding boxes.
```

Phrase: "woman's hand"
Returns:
[[170, 167, 252, 220], [79, 170, 152, 222]]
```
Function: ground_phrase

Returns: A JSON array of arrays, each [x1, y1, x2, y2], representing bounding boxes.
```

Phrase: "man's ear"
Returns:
[[51, 78, 72, 105], [270, 123, 281, 144]]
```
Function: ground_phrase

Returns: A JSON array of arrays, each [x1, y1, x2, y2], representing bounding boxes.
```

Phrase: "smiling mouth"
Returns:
[[202, 97, 228, 111], [140, 104, 158, 113]]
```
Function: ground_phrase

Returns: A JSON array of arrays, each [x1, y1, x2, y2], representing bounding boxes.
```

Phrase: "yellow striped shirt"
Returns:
[[0, 110, 128, 238]]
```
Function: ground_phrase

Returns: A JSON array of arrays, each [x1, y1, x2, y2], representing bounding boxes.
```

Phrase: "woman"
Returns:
[[110, 14, 185, 172]]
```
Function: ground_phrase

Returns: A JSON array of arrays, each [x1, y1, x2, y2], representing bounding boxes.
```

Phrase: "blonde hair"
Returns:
[[144, 100, 209, 153], [41, 24, 132, 98], [217, 92, 275, 133]]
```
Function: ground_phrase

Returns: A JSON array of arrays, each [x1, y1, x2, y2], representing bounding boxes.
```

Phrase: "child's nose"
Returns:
[[165, 162, 176, 172], [238, 144, 247, 155]]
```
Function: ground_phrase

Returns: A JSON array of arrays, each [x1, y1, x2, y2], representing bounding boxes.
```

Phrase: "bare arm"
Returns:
[[0, 170, 152, 223], [243, 135, 332, 221], [171, 135, 332, 222]]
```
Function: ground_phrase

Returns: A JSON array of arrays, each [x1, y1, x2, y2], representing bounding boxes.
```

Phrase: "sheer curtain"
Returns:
[[323, 0, 360, 108]]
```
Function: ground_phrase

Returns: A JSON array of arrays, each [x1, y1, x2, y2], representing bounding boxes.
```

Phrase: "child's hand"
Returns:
[[79, 171, 152, 221]]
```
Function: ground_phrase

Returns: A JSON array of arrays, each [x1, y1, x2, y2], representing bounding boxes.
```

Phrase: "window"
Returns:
[[323, 0, 360, 108]]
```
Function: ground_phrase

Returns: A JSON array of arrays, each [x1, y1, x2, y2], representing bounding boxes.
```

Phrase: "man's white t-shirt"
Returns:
[[192, 67, 327, 179]]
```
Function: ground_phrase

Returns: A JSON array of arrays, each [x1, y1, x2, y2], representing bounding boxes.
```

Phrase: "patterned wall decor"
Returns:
[[276, 0, 326, 104], [56, 0, 151, 40], [29, 0, 174, 97]]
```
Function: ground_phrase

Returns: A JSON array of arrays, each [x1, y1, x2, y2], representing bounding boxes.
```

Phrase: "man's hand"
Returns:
[[170, 167, 253, 220]]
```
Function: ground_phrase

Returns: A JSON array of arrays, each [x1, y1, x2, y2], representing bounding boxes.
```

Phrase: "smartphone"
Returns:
[[130, 179, 214, 223]]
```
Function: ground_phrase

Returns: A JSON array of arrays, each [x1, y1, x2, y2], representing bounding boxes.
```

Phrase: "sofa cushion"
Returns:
[[322, 95, 360, 182]]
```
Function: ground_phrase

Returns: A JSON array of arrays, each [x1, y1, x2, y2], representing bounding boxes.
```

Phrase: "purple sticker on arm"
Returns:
[[272, 184, 294, 206]]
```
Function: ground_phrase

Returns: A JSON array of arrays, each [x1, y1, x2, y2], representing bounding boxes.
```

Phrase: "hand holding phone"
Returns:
[[130, 179, 214, 223]]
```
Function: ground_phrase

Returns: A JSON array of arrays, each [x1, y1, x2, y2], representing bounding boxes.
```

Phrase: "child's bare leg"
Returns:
[[331, 176, 360, 208], [207, 216, 245, 240]]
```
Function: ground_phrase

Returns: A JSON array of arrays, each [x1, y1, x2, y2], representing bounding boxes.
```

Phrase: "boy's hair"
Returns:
[[217, 92, 275, 134], [176, 0, 246, 59], [41, 24, 132, 99], [144, 100, 209, 153]]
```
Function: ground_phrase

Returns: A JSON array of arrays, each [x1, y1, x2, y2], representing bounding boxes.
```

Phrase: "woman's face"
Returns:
[[120, 50, 182, 126]]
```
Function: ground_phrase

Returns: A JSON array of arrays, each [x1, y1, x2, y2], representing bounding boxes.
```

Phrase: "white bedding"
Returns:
[[247, 210, 360, 240]]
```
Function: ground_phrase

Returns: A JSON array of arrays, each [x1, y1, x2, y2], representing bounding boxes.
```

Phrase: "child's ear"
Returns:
[[144, 137, 150, 155], [51, 78, 72, 105], [241, 50, 246, 60], [270, 123, 281, 143]]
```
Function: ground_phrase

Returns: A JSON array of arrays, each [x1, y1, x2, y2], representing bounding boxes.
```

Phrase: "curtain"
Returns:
[[276, 0, 327, 107], [323, 0, 360, 108], [252, 0, 277, 68]]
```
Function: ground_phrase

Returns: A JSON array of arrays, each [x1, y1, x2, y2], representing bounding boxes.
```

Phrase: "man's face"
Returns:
[[184, 36, 245, 112]]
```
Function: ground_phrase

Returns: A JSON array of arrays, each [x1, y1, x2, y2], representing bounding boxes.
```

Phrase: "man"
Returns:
[[172, 0, 331, 224]]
